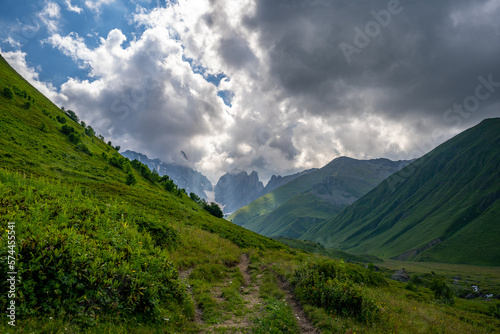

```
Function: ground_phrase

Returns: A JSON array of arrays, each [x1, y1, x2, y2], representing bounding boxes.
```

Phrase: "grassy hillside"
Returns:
[[303, 118, 500, 266], [1, 53, 500, 333], [231, 157, 408, 238]]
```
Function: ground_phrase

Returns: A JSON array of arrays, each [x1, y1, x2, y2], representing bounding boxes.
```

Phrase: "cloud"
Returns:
[[38, 1, 61, 34], [84, 0, 115, 13], [45, 26, 231, 181], [0, 49, 66, 104], [12, 0, 500, 183], [64, 0, 83, 14]]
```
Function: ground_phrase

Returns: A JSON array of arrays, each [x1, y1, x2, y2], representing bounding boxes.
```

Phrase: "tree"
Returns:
[[203, 202, 223, 218], [190, 192, 201, 204], [84, 125, 95, 137], [65, 109, 79, 122], [125, 172, 137, 185]]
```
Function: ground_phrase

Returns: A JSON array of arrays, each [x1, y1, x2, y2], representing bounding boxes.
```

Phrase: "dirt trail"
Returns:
[[204, 253, 263, 333], [277, 276, 320, 334], [179, 268, 203, 324]]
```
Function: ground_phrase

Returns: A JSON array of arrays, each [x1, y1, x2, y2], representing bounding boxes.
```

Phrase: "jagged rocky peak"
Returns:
[[214, 171, 264, 214], [121, 150, 213, 200]]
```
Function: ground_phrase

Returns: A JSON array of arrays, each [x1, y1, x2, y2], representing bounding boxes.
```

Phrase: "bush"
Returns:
[[2, 87, 13, 99], [23, 102, 31, 110], [56, 115, 67, 124], [68, 132, 81, 144], [109, 156, 126, 169], [489, 302, 500, 319], [291, 264, 380, 323], [430, 278, 455, 305], [125, 172, 137, 186], [39, 122, 48, 133], [306, 259, 386, 287], [135, 219, 179, 250], [84, 125, 95, 137], [61, 124, 76, 135], [77, 143, 92, 155]]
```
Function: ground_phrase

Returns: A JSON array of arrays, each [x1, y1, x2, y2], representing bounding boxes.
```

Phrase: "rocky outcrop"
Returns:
[[391, 268, 411, 282], [215, 171, 264, 214], [121, 150, 213, 200]]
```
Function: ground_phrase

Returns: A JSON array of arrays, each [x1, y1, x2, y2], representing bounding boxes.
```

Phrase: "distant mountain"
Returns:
[[230, 157, 410, 239], [258, 169, 317, 197], [303, 118, 500, 266], [214, 171, 264, 214], [121, 150, 213, 200]]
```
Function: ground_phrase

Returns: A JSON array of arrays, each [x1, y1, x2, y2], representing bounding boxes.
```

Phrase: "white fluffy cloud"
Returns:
[[38, 1, 62, 34], [6, 0, 500, 183]]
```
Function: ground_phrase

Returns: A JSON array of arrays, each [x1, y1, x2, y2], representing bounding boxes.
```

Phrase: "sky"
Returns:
[[1, 0, 500, 184]]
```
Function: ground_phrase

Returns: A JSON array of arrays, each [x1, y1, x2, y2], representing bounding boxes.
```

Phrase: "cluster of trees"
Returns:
[[2, 86, 36, 108], [189, 192, 224, 218], [60, 124, 92, 155]]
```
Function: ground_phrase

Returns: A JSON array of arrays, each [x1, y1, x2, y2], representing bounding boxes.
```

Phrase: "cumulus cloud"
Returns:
[[38, 1, 61, 34], [64, 0, 83, 14], [6, 0, 500, 183]]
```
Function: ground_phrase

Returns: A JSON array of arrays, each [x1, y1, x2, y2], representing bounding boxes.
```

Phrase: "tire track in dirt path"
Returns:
[[276, 276, 320, 334], [205, 253, 263, 333], [179, 268, 203, 325]]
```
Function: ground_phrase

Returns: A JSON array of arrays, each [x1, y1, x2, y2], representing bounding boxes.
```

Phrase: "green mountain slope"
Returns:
[[303, 118, 500, 266], [231, 157, 409, 238], [0, 54, 289, 331]]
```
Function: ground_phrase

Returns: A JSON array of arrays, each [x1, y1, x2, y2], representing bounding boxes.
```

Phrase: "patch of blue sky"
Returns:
[[217, 90, 233, 107]]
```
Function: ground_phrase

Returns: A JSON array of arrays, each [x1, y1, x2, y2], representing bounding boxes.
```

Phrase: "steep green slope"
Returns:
[[0, 54, 287, 331], [303, 118, 500, 266], [231, 157, 409, 238]]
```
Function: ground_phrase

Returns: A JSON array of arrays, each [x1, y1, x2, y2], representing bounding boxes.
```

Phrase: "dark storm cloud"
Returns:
[[218, 37, 258, 69], [245, 0, 500, 128]]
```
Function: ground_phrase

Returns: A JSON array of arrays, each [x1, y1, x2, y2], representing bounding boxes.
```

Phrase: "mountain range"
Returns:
[[121, 150, 214, 200], [230, 157, 410, 238], [302, 118, 500, 266]]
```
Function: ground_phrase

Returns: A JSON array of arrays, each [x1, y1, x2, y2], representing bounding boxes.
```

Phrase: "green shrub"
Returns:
[[291, 262, 380, 323], [76, 143, 92, 155], [489, 302, 500, 319], [109, 156, 126, 169], [430, 278, 455, 305], [61, 124, 76, 135], [0, 177, 189, 326], [68, 132, 81, 144], [2, 87, 13, 99], [135, 218, 178, 250], [306, 259, 386, 287], [125, 172, 137, 185], [56, 115, 67, 124]]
